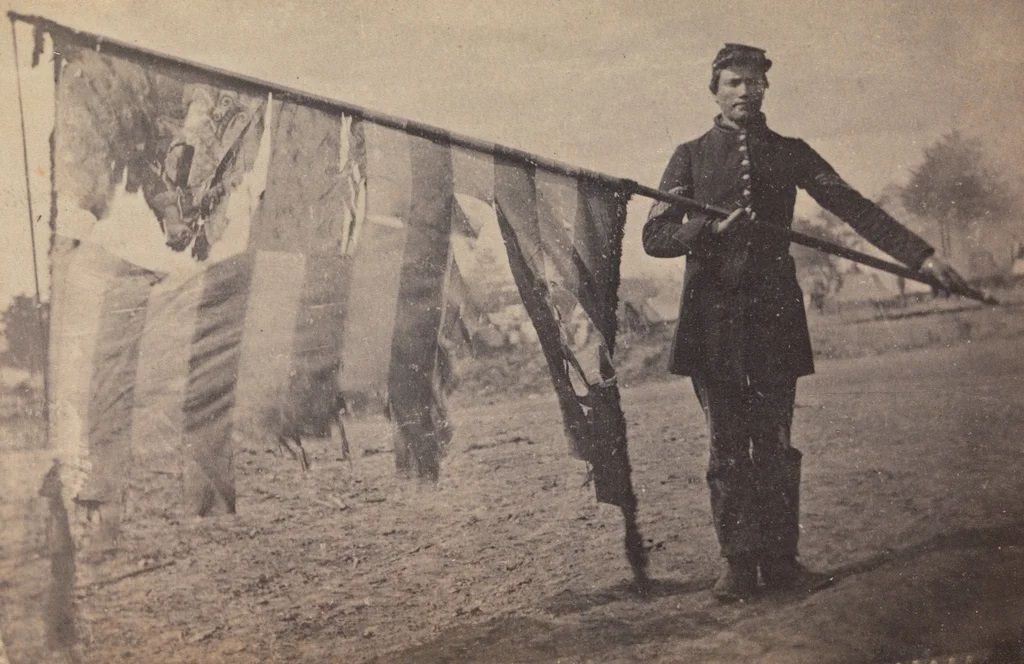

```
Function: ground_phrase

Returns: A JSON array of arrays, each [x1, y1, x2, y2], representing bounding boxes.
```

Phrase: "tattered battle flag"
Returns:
[[2, 17, 640, 662]]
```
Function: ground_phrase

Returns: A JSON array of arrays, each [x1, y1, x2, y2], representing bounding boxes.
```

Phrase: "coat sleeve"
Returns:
[[794, 140, 934, 269], [642, 143, 716, 258]]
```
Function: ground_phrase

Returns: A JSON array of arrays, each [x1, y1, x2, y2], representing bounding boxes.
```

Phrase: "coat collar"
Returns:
[[712, 112, 769, 136]]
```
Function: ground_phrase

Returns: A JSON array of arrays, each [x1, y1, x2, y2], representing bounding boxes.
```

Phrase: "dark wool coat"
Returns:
[[643, 115, 934, 383]]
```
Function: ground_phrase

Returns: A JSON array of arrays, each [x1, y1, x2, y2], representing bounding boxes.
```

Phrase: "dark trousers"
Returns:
[[692, 375, 802, 560]]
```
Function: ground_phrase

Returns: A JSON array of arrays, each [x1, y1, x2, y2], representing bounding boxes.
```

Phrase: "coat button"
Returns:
[[738, 133, 747, 141], [738, 145, 748, 152], [741, 173, 751, 180], [743, 188, 752, 198], [741, 159, 750, 166]]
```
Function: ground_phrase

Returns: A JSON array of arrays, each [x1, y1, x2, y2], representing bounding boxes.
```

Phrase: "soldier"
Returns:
[[643, 43, 968, 602]]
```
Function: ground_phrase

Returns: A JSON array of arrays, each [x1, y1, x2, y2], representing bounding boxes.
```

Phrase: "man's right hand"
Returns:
[[712, 207, 753, 235]]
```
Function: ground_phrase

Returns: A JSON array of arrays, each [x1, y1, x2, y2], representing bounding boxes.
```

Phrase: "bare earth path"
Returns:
[[6, 335, 1024, 663]]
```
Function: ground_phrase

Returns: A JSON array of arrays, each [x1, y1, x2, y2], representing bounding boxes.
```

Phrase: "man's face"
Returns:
[[714, 64, 767, 125]]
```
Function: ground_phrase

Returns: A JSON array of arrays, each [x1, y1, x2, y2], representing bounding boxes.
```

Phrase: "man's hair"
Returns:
[[709, 43, 772, 94], [709, 68, 769, 94]]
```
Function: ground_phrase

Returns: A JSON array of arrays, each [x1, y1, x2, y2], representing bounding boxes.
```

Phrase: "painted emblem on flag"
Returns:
[[54, 46, 268, 269]]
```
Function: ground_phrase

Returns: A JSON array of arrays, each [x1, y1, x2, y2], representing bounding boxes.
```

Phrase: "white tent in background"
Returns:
[[831, 270, 903, 305], [641, 292, 681, 324]]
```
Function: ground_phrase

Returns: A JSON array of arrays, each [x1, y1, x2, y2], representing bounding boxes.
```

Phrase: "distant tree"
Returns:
[[0, 295, 49, 372], [900, 131, 1018, 256]]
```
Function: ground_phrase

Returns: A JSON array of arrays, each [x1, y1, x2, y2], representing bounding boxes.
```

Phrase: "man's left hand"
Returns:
[[919, 255, 970, 296]]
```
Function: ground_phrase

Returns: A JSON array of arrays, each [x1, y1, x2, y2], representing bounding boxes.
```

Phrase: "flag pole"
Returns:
[[9, 12, 997, 306], [6, 12, 634, 191]]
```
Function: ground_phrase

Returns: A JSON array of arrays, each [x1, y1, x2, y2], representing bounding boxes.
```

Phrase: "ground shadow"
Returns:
[[821, 520, 1024, 590], [372, 520, 1024, 663], [544, 577, 708, 616], [553, 520, 1024, 614]]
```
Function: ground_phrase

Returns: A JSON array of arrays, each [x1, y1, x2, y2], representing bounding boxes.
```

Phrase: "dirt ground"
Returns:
[[4, 328, 1024, 662]]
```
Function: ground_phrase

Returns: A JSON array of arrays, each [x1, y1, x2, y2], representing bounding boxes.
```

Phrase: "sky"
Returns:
[[1, 0, 1022, 307]]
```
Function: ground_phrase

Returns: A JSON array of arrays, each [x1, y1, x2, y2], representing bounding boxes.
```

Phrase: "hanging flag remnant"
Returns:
[[33, 21, 637, 518], [4, 14, 649, 659]]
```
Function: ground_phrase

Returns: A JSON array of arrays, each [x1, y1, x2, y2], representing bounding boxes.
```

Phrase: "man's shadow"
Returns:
[[545, 520, 1024, 616], [374, 521, 1024, 664]]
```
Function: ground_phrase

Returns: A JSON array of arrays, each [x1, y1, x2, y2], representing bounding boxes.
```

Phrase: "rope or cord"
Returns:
[[9, 21, 45, 311], [10, 20, 50, 429]]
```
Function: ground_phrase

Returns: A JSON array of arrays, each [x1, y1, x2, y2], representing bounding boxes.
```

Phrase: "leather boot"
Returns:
[[760, 555, 834, 593], [713, 554, 758, 602], [758, 447, 803, 557]]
